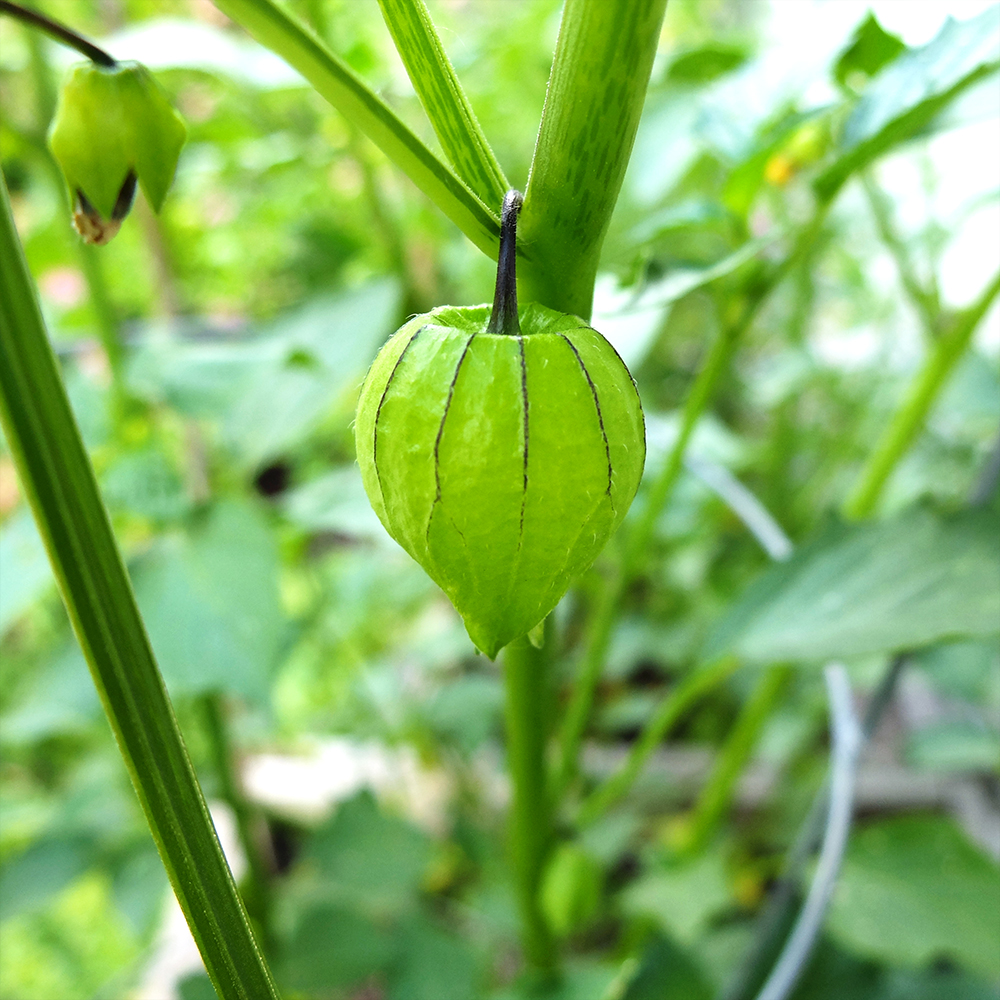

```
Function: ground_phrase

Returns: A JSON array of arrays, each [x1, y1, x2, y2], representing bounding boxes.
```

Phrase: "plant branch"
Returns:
[[518, 0, 668, 320], [211, 0, 499, 257], [377, 0, 508, 208], [843, 267, 1000, 519], [0, 173, 279, 1000], [0, 0, 116, 66]]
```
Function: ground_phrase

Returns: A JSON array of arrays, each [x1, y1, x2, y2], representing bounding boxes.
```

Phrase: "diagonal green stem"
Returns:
[[556, 316, 743, 795], [0, 174, 280, 1000], [519, 0, 668, 320], [843, 268, 1000, 520], [377, 0, 508, 208], [577, 655, 740, 826], [212, 0, 499, 256]]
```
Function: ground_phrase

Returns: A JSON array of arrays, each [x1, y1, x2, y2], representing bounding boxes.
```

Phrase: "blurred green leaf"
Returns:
[[178, 973, 220, 1000], [667, 45, 748, 84], [386, 916, 481, 1000], [817, 7, 1000, 198], [541, 842, 603, 938], [622, 932, 712, 1000], [101, 447, 190, 522], [425, 674, 503, 754], [282, 465, 390, 543], [279, 902, 394, 992], [297, 791, 433, 918], [834, 14, 906, 90], [906, 721, 1000, 773], [621, 853, 730, 946], [0, 510, 52, 632], [827, 816, 1000, 980], [131, 499, 286, 702], [916, 638, 1000, 704], [706, 506, 1000, 664], [0, 835, 95, 923]]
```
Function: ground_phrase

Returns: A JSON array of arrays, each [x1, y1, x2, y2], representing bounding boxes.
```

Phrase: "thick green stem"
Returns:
[[843, 269, 1000, 520], [0, 174, 280, 1000], [680, 664, 792, 854], [519, 0, 668, 320], [503, 633, 557, 979]]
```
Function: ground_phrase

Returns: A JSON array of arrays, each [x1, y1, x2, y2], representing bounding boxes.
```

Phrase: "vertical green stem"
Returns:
[[0, 174, 280, 1000], [519, 0, 668, 320], [843, 269, 1000, 520], [503, 633, 557, 979]]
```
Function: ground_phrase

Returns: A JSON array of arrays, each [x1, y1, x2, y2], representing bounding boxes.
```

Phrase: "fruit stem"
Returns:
[[487, 188, 523, 335], [0, 1, 117, 68]]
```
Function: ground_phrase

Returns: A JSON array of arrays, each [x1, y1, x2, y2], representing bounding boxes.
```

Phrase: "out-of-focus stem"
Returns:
[[843, 269, 1000, 520]]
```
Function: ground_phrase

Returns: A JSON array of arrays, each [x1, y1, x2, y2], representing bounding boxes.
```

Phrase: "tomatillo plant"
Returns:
[[355, 192, 645, 658]]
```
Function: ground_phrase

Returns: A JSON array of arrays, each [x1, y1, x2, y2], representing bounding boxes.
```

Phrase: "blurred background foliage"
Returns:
[[1, 1, 999, 998]]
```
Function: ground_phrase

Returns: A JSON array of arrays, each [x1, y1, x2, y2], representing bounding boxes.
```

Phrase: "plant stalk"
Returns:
[[503, 632, 558, 979], [0, 173, 280, 1000], [0, 0, 116, 66], [519, 0, 668, 320], [488, 190, 523, 335], [843, 268, 1000, 520]]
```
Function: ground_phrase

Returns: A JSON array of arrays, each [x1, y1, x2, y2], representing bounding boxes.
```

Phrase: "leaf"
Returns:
[[622, 933, 713, 1000], [667, 45, 748, 84], [377, 0, 508, 208], [906, 721, 1000, 773], [211, 0, 500, 256], [826, 815, 1000, 980], [0, 509, 53, 632], [386, 916, 481, 1000], [0, 835, 95, 922], [297, 791, 433, 919], [816, 7, 1000, 199], [620, 853, 731, 945], [279, 903, 395, 993], [706, 506, 1000, 665], [834, 13, 906, 90], [131, 500, 286, 702]]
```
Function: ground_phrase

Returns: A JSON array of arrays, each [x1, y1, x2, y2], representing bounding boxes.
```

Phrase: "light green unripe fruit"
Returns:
[[355, 193, 644, 658]]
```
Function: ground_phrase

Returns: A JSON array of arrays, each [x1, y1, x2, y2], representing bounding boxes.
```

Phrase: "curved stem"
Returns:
[[0, 1, 116, 66], [487, 190, 523, 335]]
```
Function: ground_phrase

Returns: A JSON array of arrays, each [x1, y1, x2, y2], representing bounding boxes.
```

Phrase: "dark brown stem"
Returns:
[[0, 1, 116, 67], [487, 189, 523, 335]]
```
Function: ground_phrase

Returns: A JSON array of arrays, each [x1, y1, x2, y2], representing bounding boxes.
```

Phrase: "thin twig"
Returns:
[[0, 1, 116, 66], [754, 664, 863, 1000]]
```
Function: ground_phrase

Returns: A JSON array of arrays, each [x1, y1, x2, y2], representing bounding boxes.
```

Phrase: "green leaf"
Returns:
[[131, 500, 286, 702], [282, 465, 391, 543], [620, 853, 731, 946], [834, 13, 906, 90], [297, 791, 433, 919], [0, 174, 278, 1000], [0, 835, 95, 922], [377, 0, 508, 208], [621, 933, 713, 1000], [0, 509, 52, 632], [906, 721, 1000, 773], [667, 44, 748, 84], [519, 0, 669, 319], [816, 7, 1000, 200], [211, 0, 499, 256], [386, 916, 481, 1000], [826, 816, 1000, 980], [706, 506, 1000, 664], [541, 842, 603, 938], [279, 903, 395, 993]]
